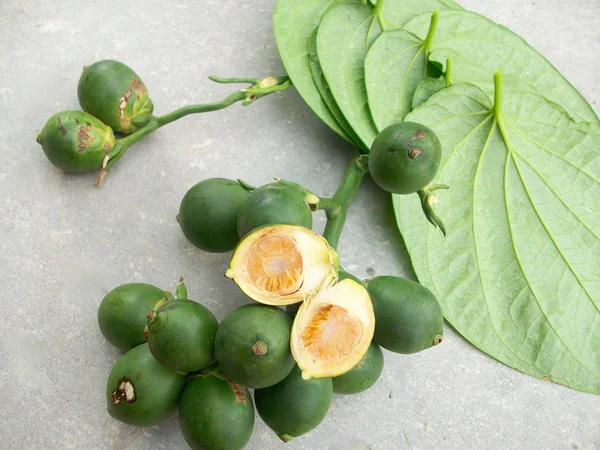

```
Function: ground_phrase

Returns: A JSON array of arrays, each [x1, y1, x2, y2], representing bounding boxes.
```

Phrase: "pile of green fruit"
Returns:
[[100, 193, 444, 448], [99, 128, 446, 447]]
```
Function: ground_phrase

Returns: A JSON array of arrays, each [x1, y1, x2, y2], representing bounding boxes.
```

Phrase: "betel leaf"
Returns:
[[411, 56, 454, 109], [403, 10, 599, 123], [395, 74, 600, 393], [273, 0, 352, 142], [317, 0, 462, 149], [308, 29, 367, 152], [317, 1, 380, 149], [411, 76, 446, 110], [364, 11, 440, 131]]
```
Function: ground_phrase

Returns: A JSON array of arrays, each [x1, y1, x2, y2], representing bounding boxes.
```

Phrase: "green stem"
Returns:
[[423, 9, 439, 50], [423, 10, 439, 78], [319, 154, 370, 248], [493, 70, 516, 155], [373, 0, 388, 31], [445, 56, 453, 86], [101, 76, 291, 176], [175, 278, 188, 299], [417, 184, 449, 236], [494, 70, 504, 119], [155, 91, 247, 127], [237, 179, 257, 191], [208, 75, 261, 84]]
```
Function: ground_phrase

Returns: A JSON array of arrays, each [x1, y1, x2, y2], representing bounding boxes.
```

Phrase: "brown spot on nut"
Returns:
[[228, 379, 248, 403], [77, 126, 93, 152], [353, 355, 365, 370], [118, 89, 132, 122], [415, 131, 427, 139], [409, 148, 423, 159], [111, 377, 136, 405], [130, 78, 147, 95]]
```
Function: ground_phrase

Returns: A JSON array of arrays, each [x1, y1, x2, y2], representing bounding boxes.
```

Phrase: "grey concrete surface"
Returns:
[[1, 0, 599, 449]]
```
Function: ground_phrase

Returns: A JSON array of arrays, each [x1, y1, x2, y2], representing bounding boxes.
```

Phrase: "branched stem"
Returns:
[[317, 154, 370, 248], [96, 75, 291, 186]]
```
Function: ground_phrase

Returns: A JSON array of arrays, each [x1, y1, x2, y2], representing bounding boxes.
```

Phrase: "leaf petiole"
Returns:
[[373, 0, 388, 31]]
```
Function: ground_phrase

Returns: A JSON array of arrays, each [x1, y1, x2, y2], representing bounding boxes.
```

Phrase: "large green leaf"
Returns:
[[395, 78, 600, 393], [308, 29, 367, 151], [365, 11, 453, 130], [365, 29, 427, 130], [403, 10, 599, 123], [317, 0, 462, 149], [317, 1, 380, 149], [273, 0, 352, 141]]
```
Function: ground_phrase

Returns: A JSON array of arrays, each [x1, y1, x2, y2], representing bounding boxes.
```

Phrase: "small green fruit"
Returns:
[[147, 299, 218, 373], [178, 178, 250, 253], [369, 122, 442, 195], [255, 365, 332, 442], [368, 276, 444, 354], [97, 283, 166, 352], [179, 372, 255, 450], [332, 342, 384, 395], [215, 304, 295, 389], [237, 181, 315, 238], [37, 111, 115, 172], [78, 60, 153, 134], [106, 343, 186, 426], [338, 268, 364, 286]]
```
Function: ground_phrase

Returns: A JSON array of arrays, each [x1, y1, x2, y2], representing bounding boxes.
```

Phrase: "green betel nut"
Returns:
[[147, 299, 219, 373], [237, 181, 315, 238], [178, 178, 251, 253], [106, 343, 186, 427], [78, 60, 154, 134], [97, 283, 166, 352], [332, 342, 384, 395], [37, 111, 115, 172], [214, 304, 295, 389], [368, 276, 444, 354], [254, 365, 333, 442], [369, 121, 442, 195], [179, 373, 255, 450]]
